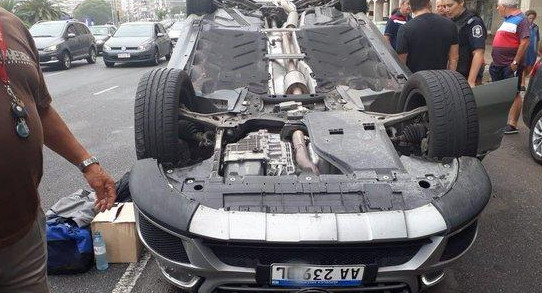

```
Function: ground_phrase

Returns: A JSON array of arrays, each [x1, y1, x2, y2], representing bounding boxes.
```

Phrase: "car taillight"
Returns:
[[531, 60, 541, 77]]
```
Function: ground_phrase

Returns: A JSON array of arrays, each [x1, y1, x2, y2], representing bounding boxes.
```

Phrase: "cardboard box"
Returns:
[[91, 203, 142, 263]]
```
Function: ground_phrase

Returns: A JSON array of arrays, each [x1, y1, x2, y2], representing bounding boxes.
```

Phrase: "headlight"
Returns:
[[137, 42, 152, 51], [103, 45, 111, 51], [43, 44, 58, 52]]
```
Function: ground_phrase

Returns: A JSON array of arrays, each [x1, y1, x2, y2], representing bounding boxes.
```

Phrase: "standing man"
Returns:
[[490, 0, 530, 134], [0, 7, 117, 292], [435, 0, 447, 16], [384, 0, 411, 51], [522, 10, 539, 90], [395, 0, 459, 72], [445, 0, 487, 87]]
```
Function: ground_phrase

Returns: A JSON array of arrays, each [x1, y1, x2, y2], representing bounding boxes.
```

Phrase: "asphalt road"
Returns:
[[40, 57, 542, 293]]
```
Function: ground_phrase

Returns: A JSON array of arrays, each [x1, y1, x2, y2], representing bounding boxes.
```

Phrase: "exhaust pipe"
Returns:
[[292, 130, 320, 175]]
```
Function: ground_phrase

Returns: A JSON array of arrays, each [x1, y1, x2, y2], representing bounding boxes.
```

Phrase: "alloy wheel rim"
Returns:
[[533, 117, 542, 157], [91, 50, 96, 62], [64, 53, 70, 68]]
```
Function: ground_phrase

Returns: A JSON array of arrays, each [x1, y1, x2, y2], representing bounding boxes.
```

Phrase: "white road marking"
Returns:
[[44, 72, 65, 77], [93, 86, 119, 96], [111, 251, 151, 293]]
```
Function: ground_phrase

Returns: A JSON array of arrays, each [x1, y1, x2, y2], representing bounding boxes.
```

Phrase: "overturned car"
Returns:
[[129, 0, 517, 292]]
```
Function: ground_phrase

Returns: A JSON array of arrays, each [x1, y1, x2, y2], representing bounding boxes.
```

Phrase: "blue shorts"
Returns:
[[489, 63, 523, 91]]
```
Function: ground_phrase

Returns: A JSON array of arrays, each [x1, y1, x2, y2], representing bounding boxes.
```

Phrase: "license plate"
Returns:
[[117, 53, 130, 58], [270, 264, 364, 287]]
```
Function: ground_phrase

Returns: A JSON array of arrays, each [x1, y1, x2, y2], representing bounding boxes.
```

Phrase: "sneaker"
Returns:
[[503, 124, 519, 134]]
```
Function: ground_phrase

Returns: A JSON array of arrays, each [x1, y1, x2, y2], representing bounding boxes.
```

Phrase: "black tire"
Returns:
[[134, 68, 192, 166], [60, 51, 71, 70], [151, 49, 159, 66], [186, 0, 216, 15], [399, 70, 479, 159], [104, 61, 115, 67], [529, 110, 542, 164], [165, 44, 173, 61], [87, 47, 96, 64], [339, 0, 368, 14]]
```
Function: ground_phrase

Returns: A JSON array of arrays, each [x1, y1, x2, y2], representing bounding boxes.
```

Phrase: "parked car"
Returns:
[[523, 60, 542, 164], [129, 0, 516, 292], [30, 20, 97, 70], [102, 22, 172, 67], [167, 21, 184, 45], [89, 25, 116, 53]]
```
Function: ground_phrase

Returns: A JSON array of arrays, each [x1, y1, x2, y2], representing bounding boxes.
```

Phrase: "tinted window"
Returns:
[[29, 22, 65, 37], [114, 24, 153, 37], [75, 24, 87, 35], [158, 24, 166, 34], [67, 25, 77, 35]]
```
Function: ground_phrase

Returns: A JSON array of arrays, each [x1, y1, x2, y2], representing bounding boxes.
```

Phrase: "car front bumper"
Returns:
[[137, 208, 479, 292], [102, 49, 153, 64], [38, 51, 61, 65], [131, 157, 489, 292]]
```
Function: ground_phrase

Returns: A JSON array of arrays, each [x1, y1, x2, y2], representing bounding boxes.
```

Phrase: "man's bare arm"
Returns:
[[398, 53, 407, 64], [39, 106, 116, 211], [447, 44, 459, 71], [515, 38, 530, 63], [468, 48, 485, 87]]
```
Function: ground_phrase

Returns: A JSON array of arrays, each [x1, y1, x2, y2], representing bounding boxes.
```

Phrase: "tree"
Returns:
[[16, 0, 64, 24], [155, 8, 167, 21], [0, 0, 18, 13], [74, 0, 112, 25]]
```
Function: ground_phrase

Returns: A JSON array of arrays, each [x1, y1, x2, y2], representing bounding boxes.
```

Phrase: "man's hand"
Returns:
[[84, 164, 117, 212], [510, 62, 518, 73]]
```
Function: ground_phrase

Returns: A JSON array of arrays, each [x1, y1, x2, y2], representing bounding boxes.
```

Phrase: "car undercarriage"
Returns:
[[128, 0, 517, 292]]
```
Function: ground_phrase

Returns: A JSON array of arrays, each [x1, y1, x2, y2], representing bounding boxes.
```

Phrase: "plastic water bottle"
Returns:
[[93, 231, 109, 271]]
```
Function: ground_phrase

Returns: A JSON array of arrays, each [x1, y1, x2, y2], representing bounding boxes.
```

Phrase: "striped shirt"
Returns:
[[491, 11, 530, 66]]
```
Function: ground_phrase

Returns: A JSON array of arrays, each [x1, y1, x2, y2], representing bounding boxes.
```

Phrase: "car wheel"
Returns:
[[186, 0, 215, 15], [399, 70, 479, 159], [60, 51, 71, 70], [134, 68, 193, 166], [165, 44, 173, 61], [104, 61, 115, 67], [87, 47, 96, 64], [338, 0, 368, 14], [529, 110, 542, 164], [151, 49, 159, 66]]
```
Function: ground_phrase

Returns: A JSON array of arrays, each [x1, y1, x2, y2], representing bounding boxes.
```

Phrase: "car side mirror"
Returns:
[[157, 32, 165, 37], [67, 33, 76, 38]]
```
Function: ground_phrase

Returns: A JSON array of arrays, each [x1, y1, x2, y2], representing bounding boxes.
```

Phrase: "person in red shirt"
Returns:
[[384, 0, 411, 50], [490, 0, 530, 134]]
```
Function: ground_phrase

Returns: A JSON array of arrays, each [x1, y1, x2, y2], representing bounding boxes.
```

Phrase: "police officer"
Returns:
[[444, 0, 487, 87]]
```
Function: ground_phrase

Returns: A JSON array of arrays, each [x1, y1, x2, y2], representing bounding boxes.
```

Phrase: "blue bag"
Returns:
[[46, 218, 94, 274]]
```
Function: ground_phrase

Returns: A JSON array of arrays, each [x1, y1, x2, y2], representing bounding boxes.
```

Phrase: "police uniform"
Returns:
[[452, 9, 487, 80]]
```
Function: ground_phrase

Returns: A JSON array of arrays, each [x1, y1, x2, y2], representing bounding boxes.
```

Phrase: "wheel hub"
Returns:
[[533, 116, 542, 157]]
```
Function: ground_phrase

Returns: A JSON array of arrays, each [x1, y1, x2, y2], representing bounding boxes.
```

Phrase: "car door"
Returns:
[[65, 24, 80, 57], [73, 23, 86, 58], [155, 24, 168, 56], [473, 78, 518, 156]]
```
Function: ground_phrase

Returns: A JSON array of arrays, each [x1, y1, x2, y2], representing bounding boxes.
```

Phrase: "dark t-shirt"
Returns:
[[453, 10, 487, 78], [0, 8, 52, 248], [384, 12, 409, 50], [396, 13, 459, 73]]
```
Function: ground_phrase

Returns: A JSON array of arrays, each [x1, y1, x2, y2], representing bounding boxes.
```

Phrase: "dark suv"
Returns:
[[523, 60, 542, 164], [30, 20, 97, 70]]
